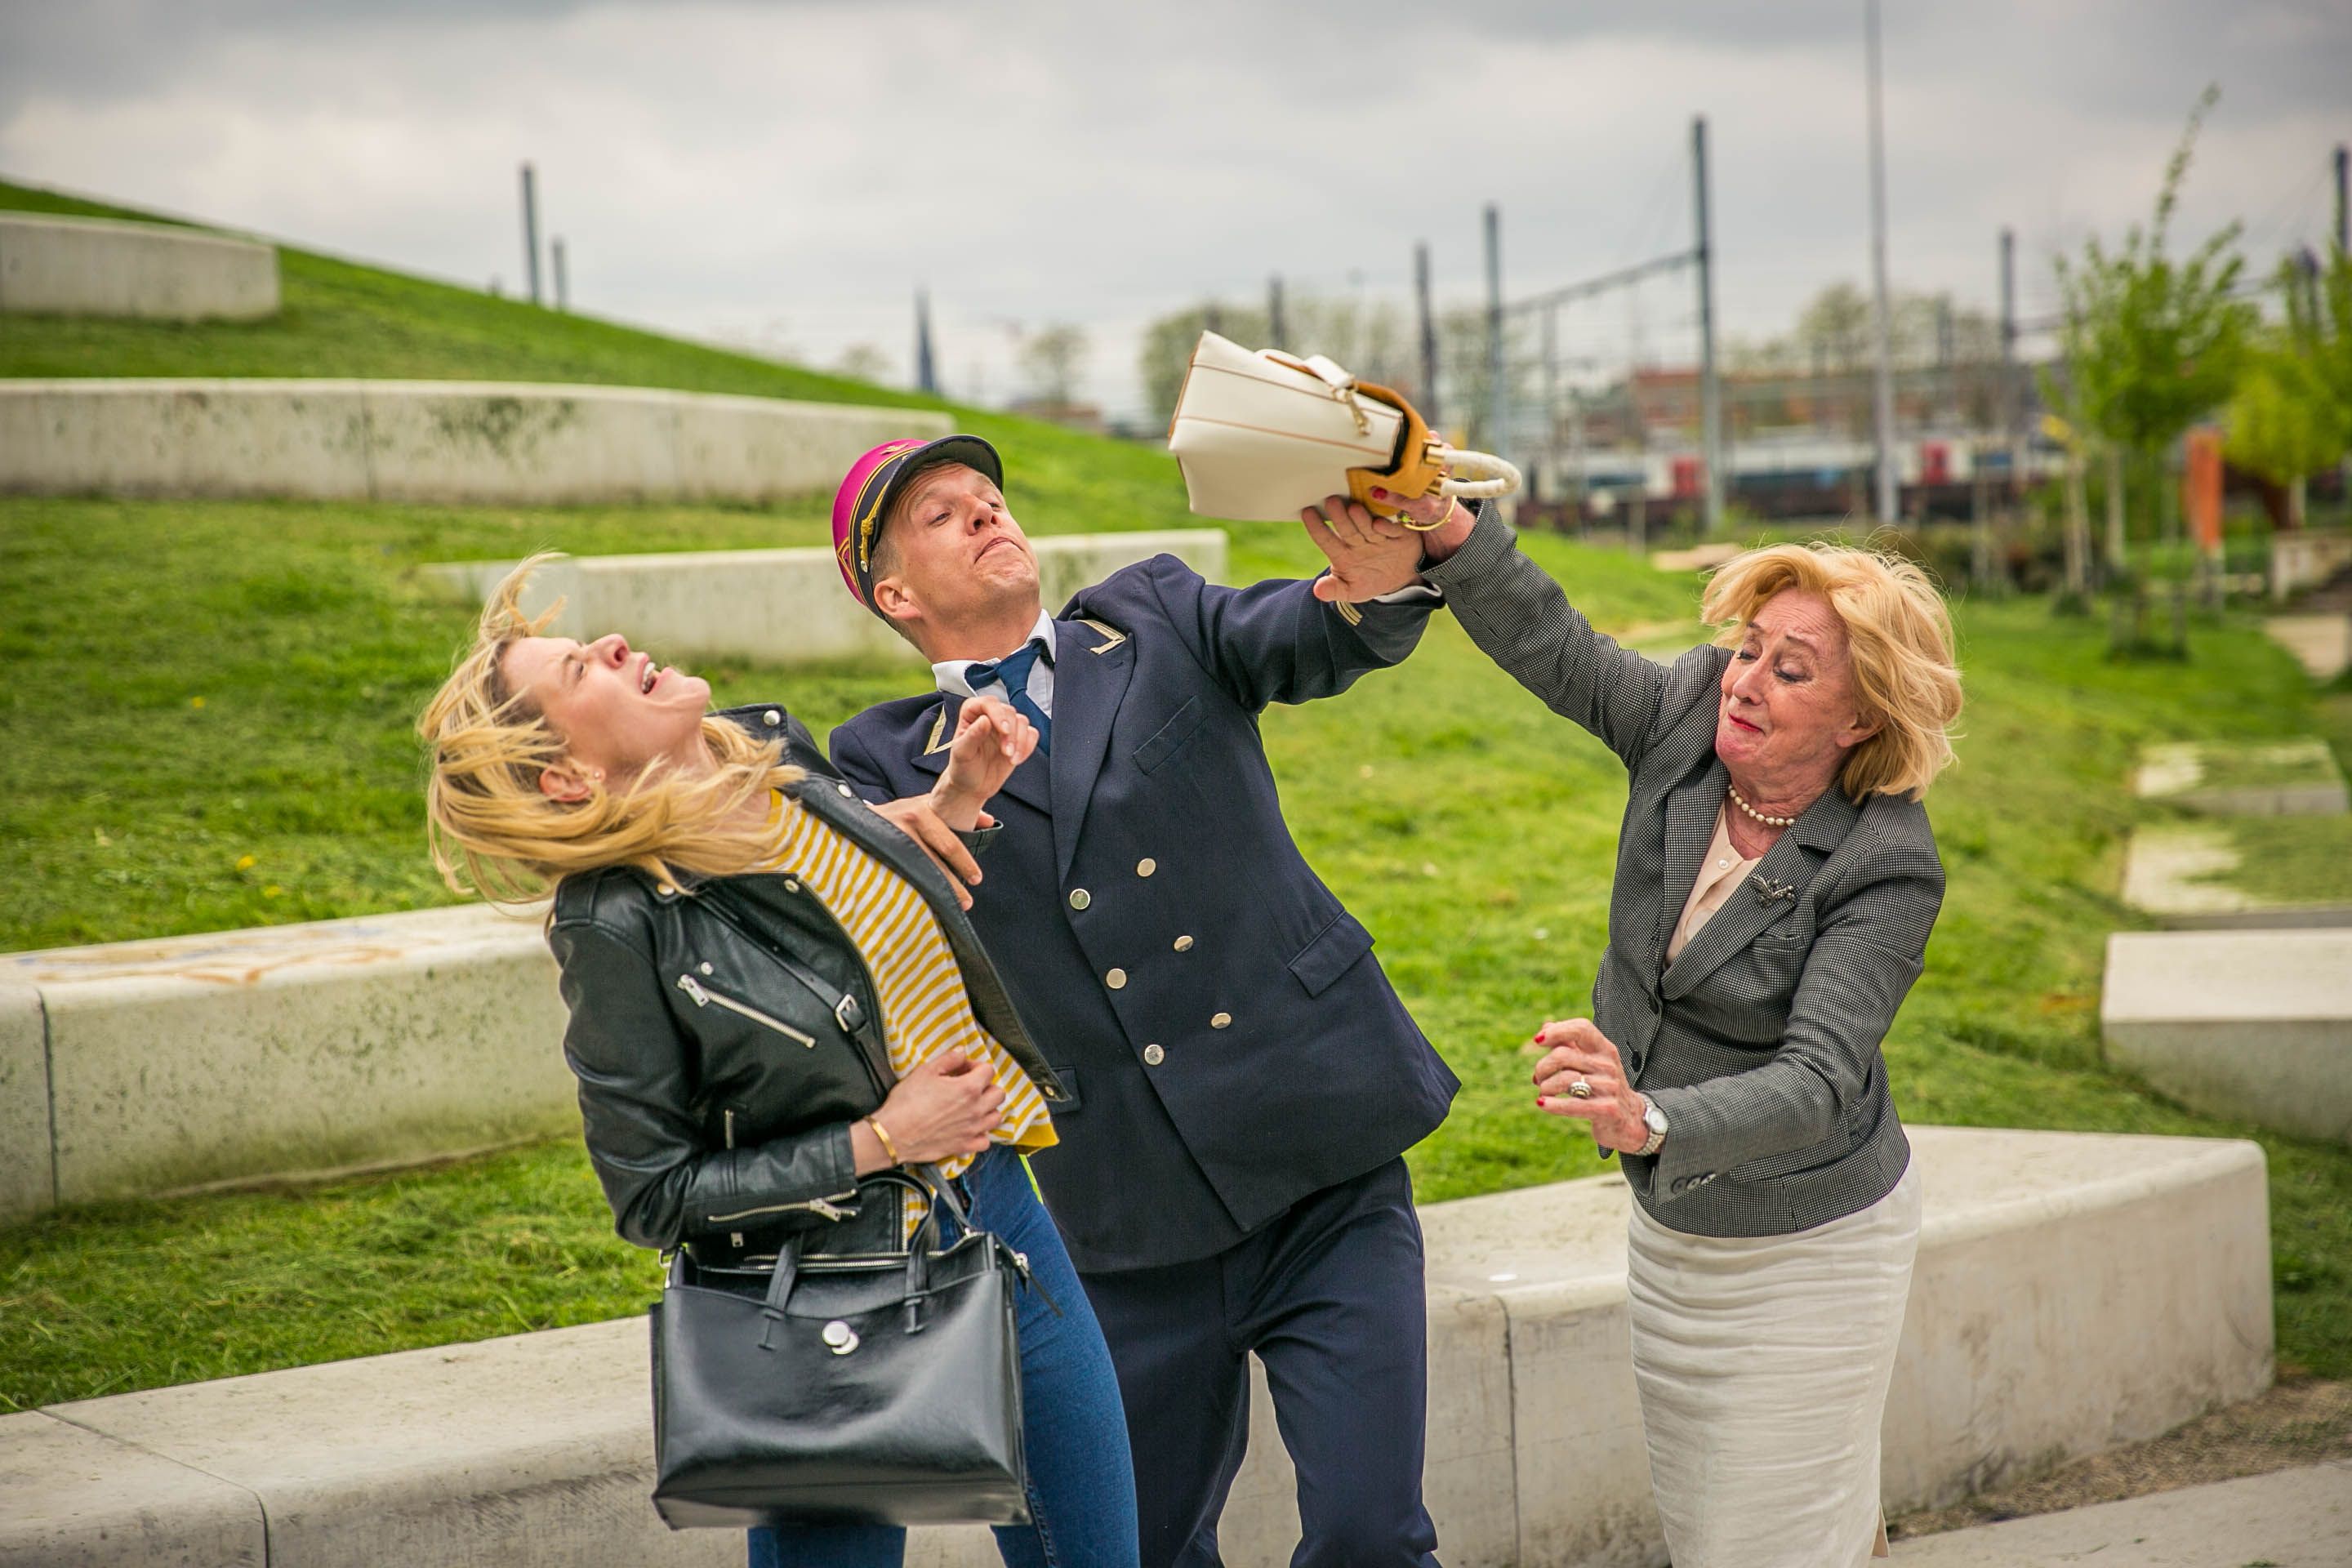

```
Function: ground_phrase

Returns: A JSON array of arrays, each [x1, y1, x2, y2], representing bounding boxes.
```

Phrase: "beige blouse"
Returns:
[[1667, 804, 1762, 964]]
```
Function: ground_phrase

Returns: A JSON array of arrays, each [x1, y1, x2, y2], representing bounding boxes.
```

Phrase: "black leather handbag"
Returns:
[[648, 1167, 1040, 1530]]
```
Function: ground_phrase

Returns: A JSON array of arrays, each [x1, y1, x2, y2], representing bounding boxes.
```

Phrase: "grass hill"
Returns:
[[1, 176, 2347, 1406], [0, 177, 1192, 537]]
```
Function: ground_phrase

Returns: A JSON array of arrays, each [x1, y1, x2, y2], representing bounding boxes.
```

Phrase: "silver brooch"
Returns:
[[1749, 875, 1797, 906]]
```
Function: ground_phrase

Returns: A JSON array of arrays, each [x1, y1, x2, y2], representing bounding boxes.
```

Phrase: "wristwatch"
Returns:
[[1635, 1095, 1668, 1158]]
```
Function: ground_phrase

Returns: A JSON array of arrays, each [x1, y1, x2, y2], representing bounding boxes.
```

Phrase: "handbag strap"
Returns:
[[1263, 349, 1374, 435], [1437, 447, 1523, 499], [755, 1166, 971, 1343]]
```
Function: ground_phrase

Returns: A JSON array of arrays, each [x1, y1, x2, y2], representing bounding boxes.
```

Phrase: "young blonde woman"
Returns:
[[419, 558, 1139, 1568]]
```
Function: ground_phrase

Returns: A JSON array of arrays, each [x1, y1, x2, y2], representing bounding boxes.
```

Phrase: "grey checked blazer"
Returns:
[[1424, 512, 1944, 1236]]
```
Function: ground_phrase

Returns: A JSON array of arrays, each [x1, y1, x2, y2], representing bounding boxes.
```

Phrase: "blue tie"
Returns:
[[963, 640, 1052, 755]]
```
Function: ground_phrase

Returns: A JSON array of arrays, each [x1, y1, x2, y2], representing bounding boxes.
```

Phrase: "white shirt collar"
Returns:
[[931, 608, 1058, 697]]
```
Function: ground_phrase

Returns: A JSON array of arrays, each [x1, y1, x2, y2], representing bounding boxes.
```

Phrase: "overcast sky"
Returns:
[[3, 0, 2346, 419]]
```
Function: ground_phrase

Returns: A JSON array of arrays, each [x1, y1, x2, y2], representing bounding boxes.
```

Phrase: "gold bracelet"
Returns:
[[1401, 498, 1457, 532], [865, 1115, 902, 1165]]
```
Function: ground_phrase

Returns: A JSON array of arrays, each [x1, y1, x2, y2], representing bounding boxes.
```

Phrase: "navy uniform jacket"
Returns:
[[827, 554, 1460, 1272]]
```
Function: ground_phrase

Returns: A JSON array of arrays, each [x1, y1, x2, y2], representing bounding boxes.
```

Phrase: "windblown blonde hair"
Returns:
[[1700, 542, 1962, 801], [418, 553, 802, 904]]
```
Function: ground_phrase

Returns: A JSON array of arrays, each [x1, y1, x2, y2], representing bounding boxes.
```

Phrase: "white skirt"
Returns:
[[1625, 1160, 1922, 1568]]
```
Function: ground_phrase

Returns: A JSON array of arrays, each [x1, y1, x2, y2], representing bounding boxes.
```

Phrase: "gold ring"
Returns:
[[1568, 1079, 1592, 1100]]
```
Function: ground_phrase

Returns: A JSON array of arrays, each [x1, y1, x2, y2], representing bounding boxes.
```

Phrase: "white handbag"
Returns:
[[1165, 332, 1520, 524]]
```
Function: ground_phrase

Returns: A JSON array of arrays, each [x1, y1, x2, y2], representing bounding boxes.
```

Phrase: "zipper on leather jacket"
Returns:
[[706, 1193, 858, 1223], [710, 1106, 858, 1224], [675, 973, 817, 1048]]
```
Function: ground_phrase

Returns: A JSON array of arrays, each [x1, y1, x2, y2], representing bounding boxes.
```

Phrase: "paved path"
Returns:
[[1892, 1460, 2352, 1566], [2266, 612, 2352, 680]]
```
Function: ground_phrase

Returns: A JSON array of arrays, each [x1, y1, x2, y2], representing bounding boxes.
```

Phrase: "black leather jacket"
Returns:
[[546, 744, 1065, 1267]]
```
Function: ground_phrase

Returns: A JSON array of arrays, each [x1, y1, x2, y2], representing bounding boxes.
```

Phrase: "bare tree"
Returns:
[[1018, 323, 1090, 407], [833, 342, 890, 385]]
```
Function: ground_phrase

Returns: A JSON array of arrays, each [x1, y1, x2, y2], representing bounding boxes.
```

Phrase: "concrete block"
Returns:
[[361, 381, 683, 506], [670, 391, 962, 504], [2120, 824, 2352, 929], [424, 530, 1231, 669], [0, 379, 376, 501], [2105, 929, 2352, 1145], [1, 904, 575, 1202], [1880, 1128, 2273, 1507], [0, 212, 278, 321], [48, 1320, 733, 1568], [2133, 739, 2350, 817], [2266, 612, 2352, 682], [2271, 528, 2352, 604], [0, 1410, 265, 1568], [1425, 1178, 1663, 1568], [24, 1127, 2272, 1567], [0, 985, 52, 1223], [0, 378, 950, 506]]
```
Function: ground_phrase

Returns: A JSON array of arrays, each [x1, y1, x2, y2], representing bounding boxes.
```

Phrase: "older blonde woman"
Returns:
[[1305, 491, 1962, 1568]]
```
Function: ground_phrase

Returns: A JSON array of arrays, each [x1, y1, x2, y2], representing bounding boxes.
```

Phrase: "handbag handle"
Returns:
[[1437, 447, 1522, 500], [756, 1165, 969, 1344]]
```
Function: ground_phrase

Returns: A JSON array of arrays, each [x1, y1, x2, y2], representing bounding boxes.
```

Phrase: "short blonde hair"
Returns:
[[418, 554, 801, 905], [1700, 542, 1962, 801]]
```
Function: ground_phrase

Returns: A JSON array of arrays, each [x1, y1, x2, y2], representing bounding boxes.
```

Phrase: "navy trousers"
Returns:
[[1080, 1157, 1441, 1568]]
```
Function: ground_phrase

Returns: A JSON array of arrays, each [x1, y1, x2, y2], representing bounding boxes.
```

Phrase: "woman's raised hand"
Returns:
[[866, 1049, 1006, 1168], [1532, 1018, 1650, 1154]]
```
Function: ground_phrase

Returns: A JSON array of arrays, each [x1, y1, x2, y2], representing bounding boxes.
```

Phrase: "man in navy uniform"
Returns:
[[822, 435, 1458, 1567]]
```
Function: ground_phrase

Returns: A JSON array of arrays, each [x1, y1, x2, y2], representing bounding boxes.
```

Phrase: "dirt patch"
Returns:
[[1890, 1372, 2352, 1541]]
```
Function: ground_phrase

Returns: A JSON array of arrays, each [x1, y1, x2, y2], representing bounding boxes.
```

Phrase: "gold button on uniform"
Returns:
[[1106, 968, 1128, 990], [1069, 889, 1091, 911], [1143, 1044, 1165, 1066], [1136, 858, 1157, 877], [1173, 934, 1195, 952], [1210, 1012, 1232, 1029]]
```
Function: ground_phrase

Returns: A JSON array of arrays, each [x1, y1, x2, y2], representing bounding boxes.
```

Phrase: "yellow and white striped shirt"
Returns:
[[767, 792, 1055, 1234]]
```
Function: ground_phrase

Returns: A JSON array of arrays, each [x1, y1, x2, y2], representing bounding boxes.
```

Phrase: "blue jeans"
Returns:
[[747, 1145, 1139, 1568]]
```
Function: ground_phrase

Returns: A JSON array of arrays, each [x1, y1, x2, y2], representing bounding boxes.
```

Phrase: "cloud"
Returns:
[[2, 0, 2345, 415]]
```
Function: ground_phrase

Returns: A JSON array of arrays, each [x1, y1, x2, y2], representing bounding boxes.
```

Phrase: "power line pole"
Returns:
[[519, 163, 542, 308], [1542, 304, 1561, 510], [1864, 0, 1899, 524], [1267, 274, 1288, 351], [2336, 144, 2349, 254], [1414, 241, 1440, 423], [1483, 203, 1505, 457], [2000, 226, 2021, 501], [913, 287, 938, 395], [1692, 115, 1725, 535]]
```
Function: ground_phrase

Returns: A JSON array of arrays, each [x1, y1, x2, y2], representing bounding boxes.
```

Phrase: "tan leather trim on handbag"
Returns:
[[1345, 382, 1448, 518]]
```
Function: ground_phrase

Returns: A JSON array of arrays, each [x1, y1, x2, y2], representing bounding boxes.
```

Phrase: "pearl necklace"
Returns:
[[1727, 784, 1797, 828]]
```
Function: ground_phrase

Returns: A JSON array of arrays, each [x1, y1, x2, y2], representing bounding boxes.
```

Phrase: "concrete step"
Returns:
[[1891, 1460, 2352, 1566], [2266, 612, 2352, 681], [0, 212, 277, 320], [0, 1126, 2272, 1568], [0, 378, 948, 506], [2132, 739, 2350, 817], [0, 903, 570, 1218], [2103, 929, 2352, 1147], [2120, 824, 2352, 929], [425, 528, 1230, 669]]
